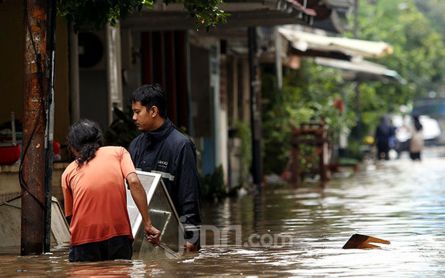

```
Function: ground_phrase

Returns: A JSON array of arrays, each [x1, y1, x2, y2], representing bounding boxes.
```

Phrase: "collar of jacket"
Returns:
[[142, 118, 174, 147]]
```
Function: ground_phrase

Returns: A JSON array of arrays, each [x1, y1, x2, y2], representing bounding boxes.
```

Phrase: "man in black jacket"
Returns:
[[128, 84, 201, 252]]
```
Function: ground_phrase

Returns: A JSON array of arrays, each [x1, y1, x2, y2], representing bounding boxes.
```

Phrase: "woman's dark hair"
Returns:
[[413, 115, 423, 131], [130, 83, 167, 118], [67, 119, 104, 165]]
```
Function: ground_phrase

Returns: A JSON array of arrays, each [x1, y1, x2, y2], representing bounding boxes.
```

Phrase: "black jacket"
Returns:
[[128, 119, 201, 244]]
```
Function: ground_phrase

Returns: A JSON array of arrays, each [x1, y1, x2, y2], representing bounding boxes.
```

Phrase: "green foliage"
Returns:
[[353, 0, 445, 112], [104, 106, 139, 148], [57, 0, 145, 30], [234, 121, 251, 187], [199, 165, 226, 200], [57, 0, 227, 30], [166, 0, 228, 29], [414, 0, 445, 41], [262, 62, 356, 175], [330, 0, 445, 140], [344, 140, 363, 161]]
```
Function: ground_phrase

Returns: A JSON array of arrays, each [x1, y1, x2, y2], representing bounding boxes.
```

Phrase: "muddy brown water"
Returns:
[[1, 149, 445, 277]]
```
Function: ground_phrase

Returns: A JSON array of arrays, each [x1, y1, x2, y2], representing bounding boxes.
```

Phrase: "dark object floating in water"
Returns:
[[343, 234, 390, 249]]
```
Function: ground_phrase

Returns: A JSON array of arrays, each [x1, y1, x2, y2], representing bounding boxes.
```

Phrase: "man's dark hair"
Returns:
[[67, 119, 104, 165], [131, 84, 167, 118]]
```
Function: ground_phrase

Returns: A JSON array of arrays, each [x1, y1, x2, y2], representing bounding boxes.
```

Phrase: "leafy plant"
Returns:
[[165, 0, 228, 29], [199, 165, 226, 200], [233, 121, 252, 188], [104, 106, 139, 148], [262, 62, 356, 175], [57, 0, 144, 30], [57, 0, 227, 30]]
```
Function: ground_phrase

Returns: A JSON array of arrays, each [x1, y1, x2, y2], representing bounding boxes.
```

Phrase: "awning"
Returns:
[[278, 26, 393, 58], [122, 1, 319, 30], [315, 57, 404, 83]]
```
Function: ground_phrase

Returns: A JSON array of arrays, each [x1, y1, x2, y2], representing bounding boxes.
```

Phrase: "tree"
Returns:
[[262, 0, 445, 175], [349, 0, 445, 135], [414, 0, 445, 41]]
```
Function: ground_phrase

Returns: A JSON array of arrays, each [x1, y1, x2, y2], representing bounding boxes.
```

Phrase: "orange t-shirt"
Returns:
[[61, 146, 135, 246]]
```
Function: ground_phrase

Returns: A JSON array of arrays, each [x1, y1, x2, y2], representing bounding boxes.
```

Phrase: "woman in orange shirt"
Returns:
[[61, 119, 160, 262]]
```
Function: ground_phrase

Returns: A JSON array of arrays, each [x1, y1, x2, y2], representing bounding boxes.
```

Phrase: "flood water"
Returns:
[[1, 148, 445, 277]]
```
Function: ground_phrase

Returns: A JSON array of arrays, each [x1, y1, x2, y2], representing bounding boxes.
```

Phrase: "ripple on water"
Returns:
[[2, 153, 445, 276]]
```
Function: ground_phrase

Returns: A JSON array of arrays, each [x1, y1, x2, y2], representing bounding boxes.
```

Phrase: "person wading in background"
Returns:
[[409, 115, 424, 161], [375, 116, 395, 160]]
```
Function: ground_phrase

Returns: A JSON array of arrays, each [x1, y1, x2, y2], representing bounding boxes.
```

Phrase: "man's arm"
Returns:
[[126, 172, 161, 244], [176, 142, 202, 251]]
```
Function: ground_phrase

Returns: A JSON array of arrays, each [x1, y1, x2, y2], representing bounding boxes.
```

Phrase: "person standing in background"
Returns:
[[375, 116, 395, 160], [409, 115, 424, 161]]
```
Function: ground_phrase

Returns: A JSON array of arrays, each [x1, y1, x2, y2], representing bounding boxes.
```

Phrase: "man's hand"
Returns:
[[144, 224, 161, 245], [184, 241, 199, 252]]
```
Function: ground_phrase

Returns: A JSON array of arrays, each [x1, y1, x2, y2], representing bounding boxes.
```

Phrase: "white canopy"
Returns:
[[315, 57, 404, 82], [278, 26, 393, 58]]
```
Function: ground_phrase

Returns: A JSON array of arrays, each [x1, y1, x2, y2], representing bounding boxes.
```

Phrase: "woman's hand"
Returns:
[[144, 224, 161, 245]]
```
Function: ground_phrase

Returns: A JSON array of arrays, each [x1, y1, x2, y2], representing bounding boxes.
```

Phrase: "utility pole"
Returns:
[[21, 0, 53, 255], [274, 27, 283, 90], [248, 27, 263, 189]]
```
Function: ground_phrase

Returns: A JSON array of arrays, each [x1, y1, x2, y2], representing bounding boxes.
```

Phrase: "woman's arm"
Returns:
[[126, 172, 161, 244]]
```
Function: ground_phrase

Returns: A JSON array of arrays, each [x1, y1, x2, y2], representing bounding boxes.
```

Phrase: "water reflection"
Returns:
[[66, 260, 159, 277], [1, 150, 445, 277]]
